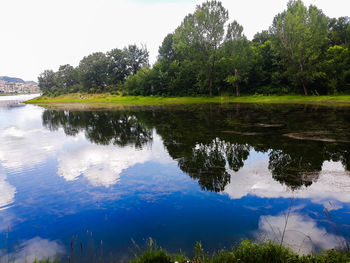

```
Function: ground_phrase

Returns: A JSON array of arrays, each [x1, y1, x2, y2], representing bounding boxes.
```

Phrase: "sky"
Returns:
[[0, 0, 349, 81]]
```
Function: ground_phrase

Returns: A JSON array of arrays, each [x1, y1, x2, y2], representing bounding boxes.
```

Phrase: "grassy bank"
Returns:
[[130, 240, 350, 263], [25, 93, 350, 107], [18, 240, 350, 263]]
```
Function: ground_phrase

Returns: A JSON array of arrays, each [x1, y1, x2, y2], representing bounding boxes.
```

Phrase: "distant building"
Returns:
[[0, 81, 40, 94]]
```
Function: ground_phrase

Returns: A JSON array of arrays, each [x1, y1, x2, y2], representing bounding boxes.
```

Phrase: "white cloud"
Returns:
[[224, 152, 350, 207], [258, 213, 343, 254], [0, 0, 349, 80], [0, 237, 65, 263]]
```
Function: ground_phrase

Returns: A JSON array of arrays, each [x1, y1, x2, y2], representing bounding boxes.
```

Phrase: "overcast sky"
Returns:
[[0, 0, 349, 81]]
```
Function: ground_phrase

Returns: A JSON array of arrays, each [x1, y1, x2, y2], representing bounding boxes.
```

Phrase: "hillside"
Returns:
[[0, 76, 25, 83], [0, 76, 37, 84]]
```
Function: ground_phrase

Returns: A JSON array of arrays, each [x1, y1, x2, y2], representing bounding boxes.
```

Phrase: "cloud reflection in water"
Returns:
[[57, 132, 174, 187], [224, 152, 350, 207], [0, 106, 78, 172], [0, 237, 65, 263], [258, 212, 342, 254], [0, 169, 16, 210]]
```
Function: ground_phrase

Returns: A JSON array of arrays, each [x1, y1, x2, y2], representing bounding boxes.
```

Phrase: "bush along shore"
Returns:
[[14, 239, 350, 263]]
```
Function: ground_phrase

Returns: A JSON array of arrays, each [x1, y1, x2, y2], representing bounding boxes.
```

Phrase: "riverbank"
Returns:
[[0, 93, 18, 96], [25, 93, 350, 107], [0, 93, 37, 96], [130, 240, 349, 263], [20, 240, 350, 263]]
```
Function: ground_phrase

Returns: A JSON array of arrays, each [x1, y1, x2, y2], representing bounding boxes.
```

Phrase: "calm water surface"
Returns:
[[0, 96, 350, 262]]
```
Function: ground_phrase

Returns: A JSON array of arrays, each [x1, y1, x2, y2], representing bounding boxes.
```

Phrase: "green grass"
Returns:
[[25, 93, 350, 108], [6, 240, 349, 263], [130, 240, 350, 263]]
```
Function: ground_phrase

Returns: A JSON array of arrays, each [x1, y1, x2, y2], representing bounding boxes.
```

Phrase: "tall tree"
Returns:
[[221, 21, 254, 96], [107, 48, 129, 86], [78, 52, 109, 93], [319, 45, 350, 94], [158, 34, 176, 62], [328, 16, 350, 47], [173, 0, 229, 96], [55, 64, 79, 93], [38, 70, 56, 94], [123, 44, 149, 75], [271, 0, 328, 95]]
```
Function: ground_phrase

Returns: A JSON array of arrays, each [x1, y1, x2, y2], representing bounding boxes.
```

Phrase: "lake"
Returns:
[[0, 95, 350, 262]]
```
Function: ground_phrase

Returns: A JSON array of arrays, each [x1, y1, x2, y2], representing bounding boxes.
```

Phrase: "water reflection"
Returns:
[[178, 140, 250, 192], [0, 94, 40, 108], [3, 103, 348, 259], [0, 169, 16, 210], [0, 237, 64, 263], [57, 135, 170, 187], [42, 105, 350, 192], [42, 110, 152, 148], [258, 212, 343, 254], [0, 106, 66, 171], [224, 154, 350, 206]]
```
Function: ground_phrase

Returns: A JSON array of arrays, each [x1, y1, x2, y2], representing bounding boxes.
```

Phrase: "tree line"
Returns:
[[39, 0, 350, 96], [38, 45, 149, 96]]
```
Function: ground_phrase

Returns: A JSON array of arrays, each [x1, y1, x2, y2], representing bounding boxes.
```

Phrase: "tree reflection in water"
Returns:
[[42, 104, 350, 191], [42, 110, 152, 148]]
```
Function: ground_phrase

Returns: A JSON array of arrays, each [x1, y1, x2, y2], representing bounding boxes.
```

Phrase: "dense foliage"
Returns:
[[38, 45, 149, 96], [38, 0, 350, 96]]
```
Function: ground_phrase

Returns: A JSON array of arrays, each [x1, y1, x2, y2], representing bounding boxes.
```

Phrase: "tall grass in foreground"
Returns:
[[1, 238, 350, 263], [129, 239, 350, 263]]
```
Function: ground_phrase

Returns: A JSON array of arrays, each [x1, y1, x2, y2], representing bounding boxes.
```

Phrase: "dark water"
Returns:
[[0, 98, 350, 262]]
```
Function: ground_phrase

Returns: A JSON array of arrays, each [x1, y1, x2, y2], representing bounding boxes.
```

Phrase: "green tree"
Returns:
[[220, 21, 254, 96], [124, 44, 149, 75], [328, 16, 350, 47], [173, 0, 229, 96], [106, 48, 129, 87], [55, 64, 79, 93], [123, 67, 152, 96], [38, 70, 56, 94], [158, 34, 176, 63], [250, 32, 290, 95], [252, 30, 271, 45], [271, 0, 328, 95], [152, 34, 178, 95], [78, 52, 109, 93], [319, 45, 350, 94]]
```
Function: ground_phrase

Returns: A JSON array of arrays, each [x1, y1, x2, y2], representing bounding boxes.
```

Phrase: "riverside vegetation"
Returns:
[[8, 240, 350, 263], [27, 94, 350, 107], [36, 0, 350, 99]]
